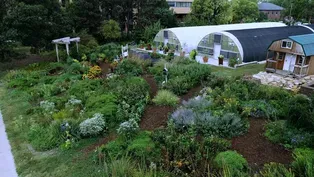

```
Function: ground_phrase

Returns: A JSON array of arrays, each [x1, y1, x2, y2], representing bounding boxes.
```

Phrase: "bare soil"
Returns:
[[140, 76, 202, 130], [232, 118, 292, 172]]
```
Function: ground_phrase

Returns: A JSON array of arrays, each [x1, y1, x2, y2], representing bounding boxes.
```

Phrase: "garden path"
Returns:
[[0, 111, 18, 177], [140, 75, 202, 130], [232, 118, 292, 172]]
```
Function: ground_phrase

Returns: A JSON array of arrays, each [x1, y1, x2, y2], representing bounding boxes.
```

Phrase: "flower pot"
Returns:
[[147, 44, 152, 50], [203, 56, 209, 63], [218, 57, 224, 65]]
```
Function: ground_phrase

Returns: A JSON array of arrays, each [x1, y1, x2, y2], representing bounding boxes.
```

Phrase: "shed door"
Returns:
[[283, 54, 296, 72]]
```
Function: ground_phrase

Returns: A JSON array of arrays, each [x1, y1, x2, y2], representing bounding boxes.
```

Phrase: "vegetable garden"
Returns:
[[1, 44, 314, 177]]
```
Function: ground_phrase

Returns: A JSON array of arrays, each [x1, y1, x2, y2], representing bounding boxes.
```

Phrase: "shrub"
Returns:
[[117, 119, 139, 140], [103, 139, 126, 158], [127, 132, 159, 161], [83, 65, 102, 79], [152, 90, 179, 106], [79, 113, 106, 137], [287, 94, 314, 130], [67, 79, 103, 102], [242, 100, 278, 119], [203, 136, 231, 158], [170, 109, 195, 127], [85, 93, 117, 118], [292, 148, 314, 177], [228, 58, 238, 68], [200, 113, 247, 138], [164, 76, 191, 95], [260, 162, 294, 177], [115, 59, 143, 76], [27, 123, 62, 151], [265, 120, 314, 148], [182, 97, 211, 112], [189, 49, 197, 60], [214, 151, 248, 175]]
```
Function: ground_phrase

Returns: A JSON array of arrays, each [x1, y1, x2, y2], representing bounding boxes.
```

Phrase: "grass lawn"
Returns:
[[211, 63, 265, 77]]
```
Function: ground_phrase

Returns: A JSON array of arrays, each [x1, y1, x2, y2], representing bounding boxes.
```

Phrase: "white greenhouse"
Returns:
[[153, 22, 286, 54]]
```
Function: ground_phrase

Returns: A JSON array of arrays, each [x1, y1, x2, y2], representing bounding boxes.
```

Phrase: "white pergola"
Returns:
[[52, 37, 80, 62]]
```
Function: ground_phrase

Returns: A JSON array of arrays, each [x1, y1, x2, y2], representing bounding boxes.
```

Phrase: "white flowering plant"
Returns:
[[40, 100, 56, 115], [79, 113, 106, 137], [117, 119, 139, 139]]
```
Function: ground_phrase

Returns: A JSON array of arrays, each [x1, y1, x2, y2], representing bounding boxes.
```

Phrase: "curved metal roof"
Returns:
[[289, 34, 314, 56], [156, 22, 286, 52], [226, 26, 314, 62]]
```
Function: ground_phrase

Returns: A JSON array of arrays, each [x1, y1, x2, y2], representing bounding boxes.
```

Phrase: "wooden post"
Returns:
[[55, 44, 59, 62], [76, 42, 79, 53], [300, 56, 305, 77], [65, 43, 70, 56]]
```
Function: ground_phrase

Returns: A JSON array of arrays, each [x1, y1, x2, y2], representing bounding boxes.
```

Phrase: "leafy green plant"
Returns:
[[214, 151, 248, 176], [115, 59, 143, 76], [203, 136, 231, 158], [117, 119, 139, 140], [260, 162, 295, 177], [152, 90, 179, 106], [287, 94, 314, 131], [292, 148, 314, 177], [228, 58, 238, 68], [189, 49, 197, 60], [85, 93, 117, 119]]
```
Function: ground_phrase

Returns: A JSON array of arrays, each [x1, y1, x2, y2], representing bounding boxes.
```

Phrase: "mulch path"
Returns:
[[140, 76, 203, 130], [98, 61, 110, 77], [232, 118, 292, 172]]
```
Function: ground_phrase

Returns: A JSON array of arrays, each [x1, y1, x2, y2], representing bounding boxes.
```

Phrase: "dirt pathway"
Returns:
[[232, 118, 292, 172], [140, 76, 202, 130], [0, 111, 18, 177]]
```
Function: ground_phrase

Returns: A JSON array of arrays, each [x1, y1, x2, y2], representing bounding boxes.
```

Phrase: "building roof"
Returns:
[[227, 26, 313, 62], [156, 22, 286, 52], [289, 34, 314, 56], [258, 2, 284, 11]]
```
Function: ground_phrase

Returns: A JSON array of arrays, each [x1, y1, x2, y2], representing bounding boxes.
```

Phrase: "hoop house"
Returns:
[[153, 22, 286, 53]]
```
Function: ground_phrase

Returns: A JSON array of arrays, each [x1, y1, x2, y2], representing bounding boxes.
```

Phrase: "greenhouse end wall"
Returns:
[[197, 33, 241, 60]]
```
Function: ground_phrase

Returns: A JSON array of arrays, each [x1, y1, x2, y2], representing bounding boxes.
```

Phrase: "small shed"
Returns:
[[266, 33, 314, 77]]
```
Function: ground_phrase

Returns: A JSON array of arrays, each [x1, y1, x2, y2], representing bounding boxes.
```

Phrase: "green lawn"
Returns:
[[211, 63, 265, 77]]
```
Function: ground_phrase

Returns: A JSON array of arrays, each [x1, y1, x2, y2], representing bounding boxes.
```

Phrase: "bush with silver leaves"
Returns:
[[79, 113, 106, 137], [117, 119, 139, 139]]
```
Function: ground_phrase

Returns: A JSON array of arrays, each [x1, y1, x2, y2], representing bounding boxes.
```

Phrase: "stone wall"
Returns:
[[300, 83, 314, 96]]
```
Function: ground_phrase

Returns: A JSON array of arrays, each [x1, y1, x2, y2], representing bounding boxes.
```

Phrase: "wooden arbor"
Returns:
[[52, 37, 80, 62]]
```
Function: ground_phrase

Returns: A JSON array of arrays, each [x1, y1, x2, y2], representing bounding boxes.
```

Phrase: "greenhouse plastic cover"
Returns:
[[226, 26, 314, 62], [160, 22, 286, 52]]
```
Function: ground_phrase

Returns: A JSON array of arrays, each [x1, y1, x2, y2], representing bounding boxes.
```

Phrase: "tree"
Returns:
[[142, 21, 163, 42], [71, 0, 103, 34], [232, 0, 259, 23], [190, 0, 232, 25], [101, 20, 121, 41], [270, 0, 314, 22], [6, 2, 72, 52]]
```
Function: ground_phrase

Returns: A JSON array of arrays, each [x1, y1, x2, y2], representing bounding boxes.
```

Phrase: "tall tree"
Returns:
[[232, 0, 259, 23], [71, 0, 103, 34], [190, 0, 232, 25], [6, 0, 72, 52], [270, 0, 314, 22]]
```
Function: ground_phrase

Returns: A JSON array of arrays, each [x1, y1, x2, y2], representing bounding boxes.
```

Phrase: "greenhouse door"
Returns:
[[213, 34, 222, 59], [213, 44, 221, 59]]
